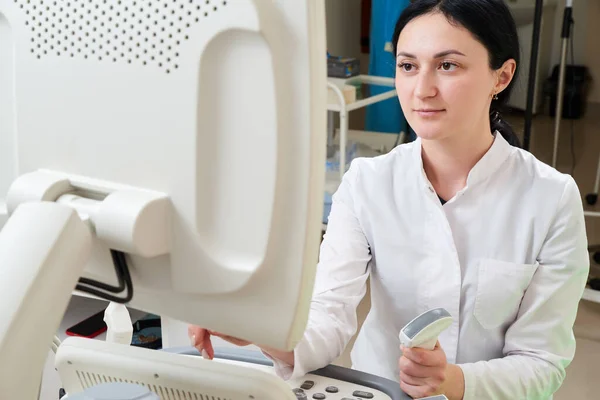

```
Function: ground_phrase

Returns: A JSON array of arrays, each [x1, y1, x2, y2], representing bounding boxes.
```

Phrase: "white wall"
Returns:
[[325, 0, 362, 60], [324, 0, 369, 75], [584, 0, 600, 103], [324, 0, 370, 130]]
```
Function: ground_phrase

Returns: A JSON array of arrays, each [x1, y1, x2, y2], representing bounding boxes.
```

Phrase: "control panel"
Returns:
[[287, 374, 393, 400]]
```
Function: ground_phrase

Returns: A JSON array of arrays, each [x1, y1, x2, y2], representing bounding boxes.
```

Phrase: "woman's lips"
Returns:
[[414, 109, 445, 117]]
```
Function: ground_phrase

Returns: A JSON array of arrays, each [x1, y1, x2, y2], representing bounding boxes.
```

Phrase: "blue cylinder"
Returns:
[[365, 0, 413, 140]]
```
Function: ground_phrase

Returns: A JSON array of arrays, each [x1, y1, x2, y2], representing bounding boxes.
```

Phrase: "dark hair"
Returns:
[[392, 0, 521, 147]]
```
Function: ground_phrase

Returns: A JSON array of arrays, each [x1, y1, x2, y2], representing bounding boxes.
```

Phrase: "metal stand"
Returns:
[[551, 0, 574, 167], [523, 0, 544, 151], [585, 159, 600, 205]]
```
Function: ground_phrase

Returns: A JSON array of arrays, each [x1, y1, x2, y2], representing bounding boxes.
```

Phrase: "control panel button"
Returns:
[[325, 386, 339, 393], [293, 388, 307, 400], [312, 394, 326, 400], [301, 380, 315, 390], [353, 390, 374, 399]]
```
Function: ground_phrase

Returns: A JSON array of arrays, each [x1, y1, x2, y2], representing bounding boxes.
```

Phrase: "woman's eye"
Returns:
[[440, 62, 457, 71], [398, 63, 414, 72]]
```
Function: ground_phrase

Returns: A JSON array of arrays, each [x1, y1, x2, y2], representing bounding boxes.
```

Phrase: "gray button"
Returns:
[[301, 380, 315, 390], [293, 388, 307, 400], [325, 386, 339, 393], [353, 390, 374, 399], [312, 394, 326, 400]]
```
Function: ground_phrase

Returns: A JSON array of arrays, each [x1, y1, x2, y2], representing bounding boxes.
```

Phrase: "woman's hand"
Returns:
[[188, 325, 296, 367], [188, 325, 251, 360], [398, 341, 464, 399]]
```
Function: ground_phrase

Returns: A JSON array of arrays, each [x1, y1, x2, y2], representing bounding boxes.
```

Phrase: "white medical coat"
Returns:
[[270, 132, 589, 399]]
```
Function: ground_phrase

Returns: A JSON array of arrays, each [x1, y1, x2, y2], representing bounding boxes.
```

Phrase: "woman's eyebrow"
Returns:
[[396, 50, 467, 59]]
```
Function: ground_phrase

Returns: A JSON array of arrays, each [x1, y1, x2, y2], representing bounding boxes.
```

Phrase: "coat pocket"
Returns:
[[473, 258, 538, 330]]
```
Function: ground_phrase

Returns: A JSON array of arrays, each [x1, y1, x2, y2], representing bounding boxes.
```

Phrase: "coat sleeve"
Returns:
[[459, 176, 590, 399], [265, 160, 373, 380]]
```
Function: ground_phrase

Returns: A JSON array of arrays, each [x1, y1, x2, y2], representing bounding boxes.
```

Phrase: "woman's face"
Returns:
[[395, 12, 513, 142]]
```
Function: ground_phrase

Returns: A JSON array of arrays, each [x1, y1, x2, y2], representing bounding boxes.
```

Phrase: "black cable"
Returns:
[[76, 249, 133, 303], [76, 251, 132, 303], [569, 21, 576, 176], [523, 0, 545, 151], [77, 249, 126, 293], [570, 118, 576, 176]]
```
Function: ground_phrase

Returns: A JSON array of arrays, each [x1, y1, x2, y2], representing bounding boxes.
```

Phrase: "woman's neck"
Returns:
[[421, 130, 495, 201]]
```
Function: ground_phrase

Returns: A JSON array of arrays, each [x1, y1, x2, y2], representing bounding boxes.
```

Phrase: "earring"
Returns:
[[493, 93, 499, 100]]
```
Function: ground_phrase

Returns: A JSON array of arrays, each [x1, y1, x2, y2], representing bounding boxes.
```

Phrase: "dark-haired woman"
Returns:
[[189, 1, 589, 398]]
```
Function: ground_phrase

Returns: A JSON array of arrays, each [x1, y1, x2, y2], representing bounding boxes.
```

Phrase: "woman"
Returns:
[[190, 1, 589, 398]]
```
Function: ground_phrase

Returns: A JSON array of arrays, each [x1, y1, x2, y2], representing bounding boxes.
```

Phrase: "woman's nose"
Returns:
[[414, 72, 438, 99]]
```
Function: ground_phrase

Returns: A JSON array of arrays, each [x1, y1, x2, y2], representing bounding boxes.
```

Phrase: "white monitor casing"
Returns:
[[0, 0, 327, 398]]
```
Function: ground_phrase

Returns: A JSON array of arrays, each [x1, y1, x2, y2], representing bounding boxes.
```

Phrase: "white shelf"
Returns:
[[326, 75, 398, 183], [327, 89, 397, 112], [58, 295, 149, 342], [326, 75, 396, 112]]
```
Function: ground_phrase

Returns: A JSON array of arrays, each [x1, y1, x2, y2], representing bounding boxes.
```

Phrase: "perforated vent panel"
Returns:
[[76, 370, 235, 400], [15, 0, 228, 73]]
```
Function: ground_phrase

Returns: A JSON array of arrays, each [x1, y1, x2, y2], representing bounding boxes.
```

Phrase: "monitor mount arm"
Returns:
[[0, 170, 170, 400], [0, 201, 92, 400]]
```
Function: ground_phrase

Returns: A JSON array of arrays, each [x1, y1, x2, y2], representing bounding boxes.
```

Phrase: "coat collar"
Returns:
[[412, 131, 514, 192]]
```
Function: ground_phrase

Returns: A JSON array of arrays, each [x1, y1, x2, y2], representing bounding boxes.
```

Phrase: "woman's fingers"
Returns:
[[399, 356, 437, 379], [401, 344, 443, 367], [203, 331, 215, 359], [399, 380, 437, 399], [187, 326, 214, 359], [209, 330, 252, 346], [188, 326, 251, 360], [399, 369, 424, 386], [398, 342, 448, 398], [188, 325, 205, 348]]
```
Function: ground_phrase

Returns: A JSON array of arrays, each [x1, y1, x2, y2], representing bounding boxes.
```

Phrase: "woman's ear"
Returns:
[[494, 59, 517, 95]]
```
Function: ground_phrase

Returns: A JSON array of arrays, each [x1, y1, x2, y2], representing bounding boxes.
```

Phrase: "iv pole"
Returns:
[[551, 0, 574, 167], [522, 0, 544, 151]]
